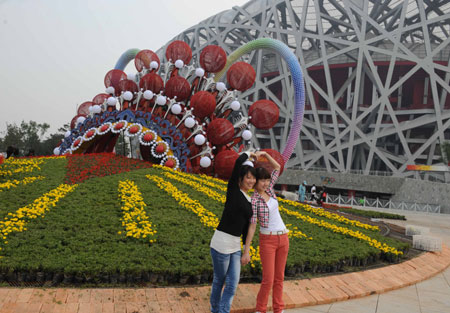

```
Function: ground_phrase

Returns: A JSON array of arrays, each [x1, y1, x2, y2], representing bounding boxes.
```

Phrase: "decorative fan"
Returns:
[[56, 38, 305, 179]]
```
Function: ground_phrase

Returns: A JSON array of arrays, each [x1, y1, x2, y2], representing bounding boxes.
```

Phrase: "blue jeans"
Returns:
[[210, 248, 241, 313]]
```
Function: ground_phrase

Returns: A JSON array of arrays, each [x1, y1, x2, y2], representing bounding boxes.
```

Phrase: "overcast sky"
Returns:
[[0, 0, 248, 136]]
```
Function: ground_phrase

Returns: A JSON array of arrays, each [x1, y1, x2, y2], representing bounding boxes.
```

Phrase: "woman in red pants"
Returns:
[[242, 151, 289, 313]]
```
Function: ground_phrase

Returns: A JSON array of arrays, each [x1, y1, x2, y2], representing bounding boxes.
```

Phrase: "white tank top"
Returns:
[[260, 197, 286, 232]]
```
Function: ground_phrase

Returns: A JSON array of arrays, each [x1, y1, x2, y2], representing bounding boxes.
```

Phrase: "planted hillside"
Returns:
[[0, 154, 410, 285]]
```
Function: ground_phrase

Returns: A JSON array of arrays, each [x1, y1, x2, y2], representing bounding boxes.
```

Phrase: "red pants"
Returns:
[[256, 234, 289, 313]]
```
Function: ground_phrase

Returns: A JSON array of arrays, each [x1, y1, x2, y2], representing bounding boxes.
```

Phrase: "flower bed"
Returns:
[[0, 155, 410, 285]]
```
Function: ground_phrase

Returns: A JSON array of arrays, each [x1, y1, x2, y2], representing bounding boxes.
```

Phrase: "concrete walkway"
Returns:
[[286, 210, 450, 313], [0, 210, 449, 313]]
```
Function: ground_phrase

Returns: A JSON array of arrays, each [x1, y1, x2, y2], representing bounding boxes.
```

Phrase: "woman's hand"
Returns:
[[241, 251, 251, 265]]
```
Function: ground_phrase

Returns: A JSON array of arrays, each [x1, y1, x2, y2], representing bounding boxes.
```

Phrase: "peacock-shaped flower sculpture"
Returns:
[[56, 38, 305, 179]]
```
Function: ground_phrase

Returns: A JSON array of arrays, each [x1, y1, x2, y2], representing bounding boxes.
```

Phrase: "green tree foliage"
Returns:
[[0, 121, 68, 156]]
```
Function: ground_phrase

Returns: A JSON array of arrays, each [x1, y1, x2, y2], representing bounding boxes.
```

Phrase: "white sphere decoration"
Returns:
[[76, 116, 86, 125], [106, 86, 115, 94], [92, 105, 102, 114], [107, 96, 117, 106], [53, 148, 60, 156], [175, 59, 184, 69], [200, 156, 212, 168], [216, 82, 226, 92], [230, 100, 240, 111], [156, 95, 166, 106], [123, 91, 133, 101], [150, 61, 159, 69], [88, 106, 93, 114], [143, 90, 154, 100], [242, 130, 252, 141], [65, 130, 71, 138], [171, 103, 182, 115], [184, 117, 196, 128], [127, 73, 136, 81], [195, 68, 205, 77], [194, 134, 206, 145]]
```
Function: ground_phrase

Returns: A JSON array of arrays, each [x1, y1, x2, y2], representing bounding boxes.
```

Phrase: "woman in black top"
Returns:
[[209, 152, 256, 313]]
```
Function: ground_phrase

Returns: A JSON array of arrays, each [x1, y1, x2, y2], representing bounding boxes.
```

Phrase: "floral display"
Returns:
[[0, 176, 45, 192], [0, 183, 77, 253], [118, 180, 156, 243], [64, 153, 152, 184]]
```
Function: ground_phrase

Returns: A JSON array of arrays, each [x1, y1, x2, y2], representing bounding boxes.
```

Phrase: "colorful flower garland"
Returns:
[[118, 180, 157, 243]]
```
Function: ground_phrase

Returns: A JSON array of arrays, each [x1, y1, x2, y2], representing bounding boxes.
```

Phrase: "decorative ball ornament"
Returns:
[[195, 68, 205, 77], [255, 148, 286, 174], [106, 86, 115, 94], [184, 117, 196, 128], [92, 105, 102, 114], [127, 73, 136, 81], [207, 118, 235, 145], [88, 106, 93, 114], [171, 103, 182, 115], [175, 59, 184, 68], [230, 100, 240, 111], [123, 91, 133, 101], [76, 116, 86, 125], [216, 82, 226, 92], [164, 76, 190, 101], [194, 134, 206, 145], [53, 148, 60, 155], [242, 130, 252, 140], [248, 99, 280, 129], [156, 95, 166, 106], [65, 130, 72, 138], [107, 97, 117, 106], [199, 45, 227, 73], [200, 156, 212, 168], [190, 91, 216, 119], [150, 61, 159, 69], [143, 90, 154, 100], [214, 150, 239, 179], [227, 61, 256, 91]]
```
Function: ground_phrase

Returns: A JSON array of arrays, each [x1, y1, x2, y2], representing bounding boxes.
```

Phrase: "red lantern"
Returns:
[[214, 149, 239, 179], [254, 149, 285, 174], [190, 91, 216, 119], [135, 49, 160, 71], [248, 100, 280, 129], [227, 62, 256, 91], [139, 73, 164, 94], [164, 76, 191, 101], [207, 118, 235, 145], [200, 45, 227, 73], [165, 40, 192, 64], [104, 69, 127, 95]]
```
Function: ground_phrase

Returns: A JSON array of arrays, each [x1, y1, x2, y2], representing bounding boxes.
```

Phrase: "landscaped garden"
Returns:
[[0, 154, 411, 286]]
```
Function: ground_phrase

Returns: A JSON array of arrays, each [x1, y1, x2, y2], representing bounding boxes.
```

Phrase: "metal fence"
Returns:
[[325, 194, 441, 214]]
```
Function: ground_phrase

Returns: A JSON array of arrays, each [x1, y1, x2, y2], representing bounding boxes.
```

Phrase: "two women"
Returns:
[[210, 150, 289, 313]]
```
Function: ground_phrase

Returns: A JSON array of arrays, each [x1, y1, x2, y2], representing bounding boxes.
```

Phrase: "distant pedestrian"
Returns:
[[310, 184, 317, 201], [298, 181, 306, 202]]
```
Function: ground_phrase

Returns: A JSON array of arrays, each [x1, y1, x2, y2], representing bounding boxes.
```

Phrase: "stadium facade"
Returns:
[[159, 0, 450, 182]]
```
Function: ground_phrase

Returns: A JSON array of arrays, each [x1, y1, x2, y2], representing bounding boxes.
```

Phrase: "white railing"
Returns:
[[325, 194, 441, 213]]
